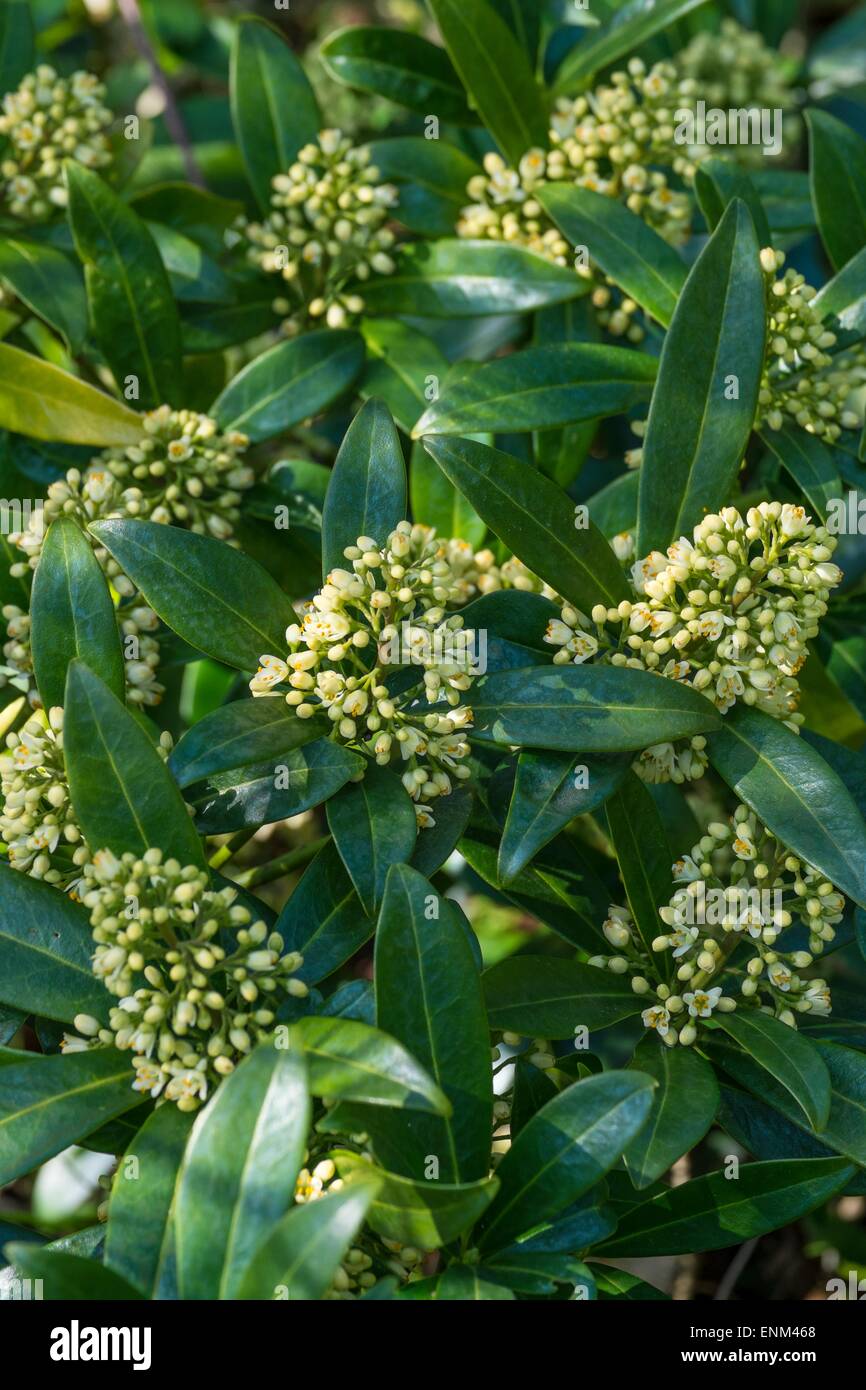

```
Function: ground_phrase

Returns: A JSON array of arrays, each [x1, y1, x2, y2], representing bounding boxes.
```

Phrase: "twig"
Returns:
[[715, 1237, 759, 1301], [116, 0, 205, 188], [233, 835, 330, 888]]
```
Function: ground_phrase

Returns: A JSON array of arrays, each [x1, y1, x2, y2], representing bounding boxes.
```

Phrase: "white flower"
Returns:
[[767, 961, 793, 992], [683, 986, 722, 1018], [642, 1005, 671, 1032], [670, 925, 699, 957]]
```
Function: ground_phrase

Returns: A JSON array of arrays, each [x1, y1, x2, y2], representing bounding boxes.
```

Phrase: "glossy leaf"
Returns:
[[104, 1104, 194, 1299], [712, 1010, 831, 1132], [357, 240, 586, 318], [64, 661, 205, 866], [483, 957, 645, 1038], [334, 1150, 498, 1246], [0, 344, 143, 445], [212, 330, 364, 443], [276, 842, 373, 985], [321, 27, 475, 123], [499, 750, 630, 883], [637, 200, 766, 555], [326, 765, 417, 914], [0, 865, 110, 1024], [321, 398, 407, 577], [410, 441, 486, 548], [477, 1072, 656, 1252], [813, 243, 866, 341], [758, 425, 840, 523], [374, 865, 492, 1182], [472, 663, 721, 752], [427, 0, 548, 165], [706, 704, 866, 909], [291, 1016, 449, 1114], [30, 516, 124, 711], [624, 1038, 719, 1189], [414, 344, 657, 438], [552, 0, 712, 94], [360, 318, 450, 434], [597, 1157, 853, 1257], [605, 772, 674, 962], [230, 16, 320, 213], [0, 1048, 140, 1187], [367, 136, 480, 238], [0, 239, 87, 352], [236, 1177, 379, 1301], [66, 164, 182, 409], [424, 435, 628, 612], [169, 698, 326, 789], [175, 1044, 310, 1299], [0, 0, 34, 94], [807, 109, 866, 271], [539, 184, 687, 327], [191, 738, 363, 834], [694, 158, 770, 245], [91, 519, 297, 672], [4, 1246, 143, 1300]]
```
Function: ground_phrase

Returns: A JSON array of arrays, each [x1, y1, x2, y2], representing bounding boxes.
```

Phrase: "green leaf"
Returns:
[[191, 738, 363, 834], [636, 200, 766, 555], [477, 1072, 656, 1252], [427, 0, 548, 165], [438, 1265, 516, 1299], [276, 842, 373, 985], [758, 426, 840, 524], [90, 519, 297, 672], [104, 1104, 194, 1299], [0, 0, 34, 93], [320, 26, 475, 123], [175, 1044, 310, 1300], [356, 240, 586, 318], [813, 243, 866, 341], [292, 1016, 448, 1113], [30, 516, 124, 711], [605, 772, 674, 962], [326, 765, 417, 914], [712, 1010, 831, 1132], [410, 441, 486, 548], [414, 344, 657, 438], [169, 697, 326, 789], [471, 664, 721, 752], [538, 185, 687, 328], [706, 704, 866, 909], [147, 221, 233, 304], [807, 109, 866, 271], [236, 1176, 380, 1301], [360, 318, 450, 434], [694, 159, 771, 247], [321, 398, 407, 577], [499, 750, 630, 883], [367, 136, 480, 238], [0, 1048, 140, 1187], [212, 330, 364, 444], [4, 1246, 143, 1300], [624, 1038, 719, 1189], [597, 1157, 853, 1257], [334, 1150, 498, 1246], [64, 661, 205, 866], [462, 833, 601, 953], [0, 239, 87, 352], [374, 865, 492, 1182], [66, 163, 182, 409], [230, 16, 321, 213], [552, 0, 712, 94], [424, 434, 628, 612], [0, 866, 109, 1024], [483, 957, 645, 1038], [0, 343, 143, 445]]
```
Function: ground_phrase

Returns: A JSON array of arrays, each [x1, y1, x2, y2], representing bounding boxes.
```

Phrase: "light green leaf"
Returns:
[[0, 343, 143, 445], [334, 1150, 498, 1246]]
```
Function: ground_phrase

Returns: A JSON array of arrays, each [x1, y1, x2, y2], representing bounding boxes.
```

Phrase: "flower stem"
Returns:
[[233, 836, 330, 888]]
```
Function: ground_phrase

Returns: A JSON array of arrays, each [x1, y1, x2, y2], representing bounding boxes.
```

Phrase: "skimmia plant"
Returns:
[[0, 0, 865, 1309]]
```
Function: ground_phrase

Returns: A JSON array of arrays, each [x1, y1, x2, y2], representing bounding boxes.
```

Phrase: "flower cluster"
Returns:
[[588, 803, 839, 1046], [0, 66, 112, 220], [232, 129, 398, 334], [0, 707, 86, 886], [674, 17, 800, 167], [5, 407, 254, 708], [250, 524, 486, 828], [758, 247, 866, 443], [63, 848, 309, 1110], [546, 504, 841, 751]]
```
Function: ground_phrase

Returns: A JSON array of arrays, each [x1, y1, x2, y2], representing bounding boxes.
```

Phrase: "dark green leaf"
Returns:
[[64, 661, 205, 866], [175, 1044, 310, 1299], [712, 1009, 831, 1131], [0, 239, 87, 352], [499, 750, 630, 883], [169, 698, 326, 789], [192, 738, 363, 834], [758, 425, 840, 524], [807, 109, 866, 271], [605, 772, 674, 962], [813, 244, 866, 342], [637, 200, 765, 555], [360, 318, 450, 434], [624, 1037, 719, 1189], [66, 164, 182, 409], [30, 516, 124, 710], [236, 1177, 379, 1300], [552, 0, 712, 94], [326, 765, 417, 914], [0, 865, 109, 1024], [276, 842, 373, 985], [321, 27, 475, 123], [410, 441, 486, 548], [321, 398, 407, 577], [0, 0, 34, 93], [334, 1150, 497, 1246], [4, 1246, 142, 1300], [483, 957, 645, 1038], [706, 704, 866, 909], [230, 16, 321, 213], [90, 519, 297, 672], [212, 330, 364, 444], [694, 158, 771, 246], [104, 1104, 194, 1299]]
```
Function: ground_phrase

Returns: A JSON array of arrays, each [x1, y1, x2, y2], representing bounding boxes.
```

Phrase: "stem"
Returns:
[[116, 0, 205, 188], [208, 827, 258, 872], [687, 930, 741, 993], [234, 835, 330, 888]]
